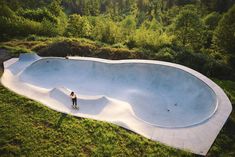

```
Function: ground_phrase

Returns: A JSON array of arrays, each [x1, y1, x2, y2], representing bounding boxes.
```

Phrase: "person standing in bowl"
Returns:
[[70, 91, 79, 109]]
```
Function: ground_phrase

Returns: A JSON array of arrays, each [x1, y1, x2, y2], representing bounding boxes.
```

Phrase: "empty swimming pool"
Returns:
[[19, 57, 217, 128], [1, 53, 232, 155]]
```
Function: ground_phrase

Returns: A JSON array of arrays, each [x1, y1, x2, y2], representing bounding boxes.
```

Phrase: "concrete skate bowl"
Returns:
[[19, 57, 218, 128], [2, 54, 232, 155]]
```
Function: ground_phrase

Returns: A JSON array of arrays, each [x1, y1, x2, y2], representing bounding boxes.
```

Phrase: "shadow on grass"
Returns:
[[55, 113, 67, 128]]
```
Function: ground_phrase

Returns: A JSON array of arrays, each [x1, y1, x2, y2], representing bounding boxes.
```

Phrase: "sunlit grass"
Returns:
[[0, 84, 192, 157]]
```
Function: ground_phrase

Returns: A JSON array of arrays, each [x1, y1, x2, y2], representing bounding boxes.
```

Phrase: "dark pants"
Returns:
[[72, 98, 77, 106]]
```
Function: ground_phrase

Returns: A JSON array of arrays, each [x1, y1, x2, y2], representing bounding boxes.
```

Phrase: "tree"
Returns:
[[201, 0, 235, 13], [79, 16, 92, 38], [90, 16, 106, 41], [203, 12, 221, 48], [141, 18, 162, 32], [89, 16, 122, 44], [0, 3, 43, 39], [48, 0, 62, 17], [121, 15, 136, 37], [0, 2, 15, 18], [128, 24, 173, 50], [102, 20, 122, 44], [17, 8, 57, 23], [203, 12, 221, 30], [48, 0, 68, 35], [213, 5, 235, 54], [173, 10, 206, 51], [65, 14, 91, 38]]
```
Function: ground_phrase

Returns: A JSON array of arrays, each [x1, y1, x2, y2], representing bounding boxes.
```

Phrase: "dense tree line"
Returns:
[[0, 0, 235, 78]]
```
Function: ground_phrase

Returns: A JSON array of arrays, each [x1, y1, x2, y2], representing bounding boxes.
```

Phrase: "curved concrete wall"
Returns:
[[20, 58, 217, 128], [1, 54, 232, 155]]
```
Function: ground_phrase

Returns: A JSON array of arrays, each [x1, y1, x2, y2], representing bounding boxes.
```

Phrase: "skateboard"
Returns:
[[72, 105, 79, 110]]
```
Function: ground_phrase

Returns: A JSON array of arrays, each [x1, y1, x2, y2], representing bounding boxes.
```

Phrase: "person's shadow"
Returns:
[[55, 113, 67, 128]]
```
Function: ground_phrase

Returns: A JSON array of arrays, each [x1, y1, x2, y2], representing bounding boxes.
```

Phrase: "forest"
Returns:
[[0, 0, 235, 156], [1, 0, 235, 81]]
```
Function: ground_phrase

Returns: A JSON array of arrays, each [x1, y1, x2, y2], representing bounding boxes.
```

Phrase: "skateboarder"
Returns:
[[70, 91, 79, 109]]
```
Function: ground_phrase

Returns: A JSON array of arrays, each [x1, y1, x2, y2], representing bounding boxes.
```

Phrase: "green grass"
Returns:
[[0, 45, 32, 56], [0, 84, 192, 157], [0, 36, 119, 53], [0, 38, 235, 156], [213, 79, 235, 122], [213, 79, 235, 105], [1, 77, 235, 157], [206, 79, 235, 157]]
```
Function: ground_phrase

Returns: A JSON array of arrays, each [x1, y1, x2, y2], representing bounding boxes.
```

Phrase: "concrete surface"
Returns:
[[1, 53, 232, 155]]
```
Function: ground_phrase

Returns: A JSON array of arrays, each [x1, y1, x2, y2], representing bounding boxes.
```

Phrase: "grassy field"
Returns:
[[1, 76, 235, 157], [0, 47, 192, 156], [0, 38, 235, 156], [0, 84, 193, 157]]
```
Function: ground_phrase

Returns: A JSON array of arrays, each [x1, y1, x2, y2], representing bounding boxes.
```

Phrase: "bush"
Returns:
[[173, 9, 206, 50], [0, 3, 15, 18], [0, 15, 42, 38], [0, 4, 61, 39], [65, 14, 91, 38], [154, 47, 176, 62], [37, 41, 142, 59], [203, 12, 221, 30], [213, 5, 235, 54], [101, 20, 122, 44], [39, 19, 59, 36], [175, 49, 233, 79], [130, 28, 173, 51], [17, 8, 57, 23]]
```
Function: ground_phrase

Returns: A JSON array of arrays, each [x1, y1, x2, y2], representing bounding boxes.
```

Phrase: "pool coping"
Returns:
[[1, 54, 232, 155]]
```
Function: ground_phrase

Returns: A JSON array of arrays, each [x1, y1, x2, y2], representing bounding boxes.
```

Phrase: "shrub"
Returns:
[[173, 9, 206, 50], [213, 5, 235, 54], [175, 49, 232, 79], [154, 47, 176, 62], [37, 41, 141, 59], [65, 14, 91, 38], [39, 19, 59, 37], [131, 28, 173, 51], [17, 8, 57, 23], [203, 12, 221, 30]]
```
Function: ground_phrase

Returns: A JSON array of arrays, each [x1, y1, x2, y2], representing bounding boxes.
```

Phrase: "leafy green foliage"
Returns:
[[214, 79, 235, 105], [200, 0, 235, 12], [17, 8, 57, 23], [0, 0, 67, 40], [101, 20, 122, 44], [121, 15, 136, 37], [204, 12, 221, 30], [203, 12, 221, 48], [0, 2, 15, 18], [65, 14, 91, 38], [154, 47, 177, 62], [213, 5, 235, 54], [1, 0, 235, 156], [129, 27, 173, 51], [173, 9, 206, 51]]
